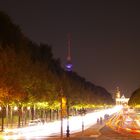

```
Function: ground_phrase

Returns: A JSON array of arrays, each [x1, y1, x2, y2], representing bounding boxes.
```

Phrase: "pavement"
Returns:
[[47, 119, 140, 140], [47, 121, 106, 140]]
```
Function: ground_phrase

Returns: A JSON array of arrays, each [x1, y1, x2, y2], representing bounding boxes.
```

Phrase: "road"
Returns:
[[106, 107, 140, 139], [98, 126, 139, 140], [2, 106, 122, 140]]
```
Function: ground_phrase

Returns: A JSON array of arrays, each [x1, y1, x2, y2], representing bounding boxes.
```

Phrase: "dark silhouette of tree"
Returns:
[[0, 10, 114, 115], [128, 88, 140, 106], [0, 11, 24, 51]]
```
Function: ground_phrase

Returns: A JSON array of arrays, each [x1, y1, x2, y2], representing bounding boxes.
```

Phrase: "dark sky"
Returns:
[[0, 0, 140, 97]]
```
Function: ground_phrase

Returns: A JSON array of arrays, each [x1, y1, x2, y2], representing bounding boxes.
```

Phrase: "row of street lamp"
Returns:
[[0, 96, 86, 138], [0, 105, 32, 131], [60, 88, 87, 139]]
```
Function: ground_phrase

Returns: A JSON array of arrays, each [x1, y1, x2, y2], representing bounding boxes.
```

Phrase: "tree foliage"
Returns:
[[0, 11, 113, 110], [128, 88, 140, 106]]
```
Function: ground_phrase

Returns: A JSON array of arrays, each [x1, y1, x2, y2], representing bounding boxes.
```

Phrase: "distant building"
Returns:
[[115, 87, 129, 105]]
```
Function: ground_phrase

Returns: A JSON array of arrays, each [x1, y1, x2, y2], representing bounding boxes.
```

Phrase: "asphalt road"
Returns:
[[98, 126, 140, 140], [13, 122, 140, 140], [47, 120, 140, 140]]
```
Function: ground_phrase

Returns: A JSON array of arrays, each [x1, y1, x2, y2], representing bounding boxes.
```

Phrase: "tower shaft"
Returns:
[[67, 34, 71, 61]]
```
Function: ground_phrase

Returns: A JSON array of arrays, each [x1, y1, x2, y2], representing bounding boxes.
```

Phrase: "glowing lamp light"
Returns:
[[27, 106, 30, 110], [14, 106, 18, 111]]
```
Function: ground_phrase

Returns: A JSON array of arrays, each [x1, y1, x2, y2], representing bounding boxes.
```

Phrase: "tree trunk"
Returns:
[[41, 109, 43, 118], [34, 105, 36, 119], [6, 105, 9, 128], [24, 108, 27, 126], [10, 106, 13, 128], [45, 110, 47, 122], [56, 109, 59, 120], [21, 106, 24, 126], [1, 106, 5, 131], [31, 107, 34, 120], [18, 106, 22, 128], [49, 109, 52, 121]]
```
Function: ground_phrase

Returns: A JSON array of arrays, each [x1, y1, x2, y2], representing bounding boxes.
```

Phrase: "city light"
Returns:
[[14, 106, 18, 111], [3, 106, 122, 139]]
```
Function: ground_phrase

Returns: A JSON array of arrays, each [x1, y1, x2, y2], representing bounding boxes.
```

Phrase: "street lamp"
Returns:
[[66, 97, 70, 138], [60, 88, 70, 138], [60, 95, 63, 139], [14, 106, 18, 111], [60, 88, 66, 139], [78, 108, 86, 135]]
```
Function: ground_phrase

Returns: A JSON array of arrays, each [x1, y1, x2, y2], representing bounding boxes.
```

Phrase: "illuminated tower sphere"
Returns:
[[65, 34, 73, 71]]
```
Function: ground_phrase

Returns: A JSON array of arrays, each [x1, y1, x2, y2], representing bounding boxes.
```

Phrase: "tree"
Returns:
[[129, 88, 140, 106]]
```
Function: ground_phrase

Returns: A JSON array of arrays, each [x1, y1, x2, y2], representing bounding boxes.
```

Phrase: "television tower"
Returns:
[[65, 34, 73, 71]]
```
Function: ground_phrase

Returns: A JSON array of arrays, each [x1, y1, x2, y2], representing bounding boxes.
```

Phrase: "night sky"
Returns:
[[0, 0, 140, 97]]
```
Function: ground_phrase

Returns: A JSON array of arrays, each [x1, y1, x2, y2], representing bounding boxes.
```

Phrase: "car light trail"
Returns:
[[106, 107, 140, 135], [3, 105, 122, 140]]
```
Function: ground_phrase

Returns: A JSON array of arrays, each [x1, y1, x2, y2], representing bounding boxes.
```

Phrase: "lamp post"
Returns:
[[60, 88, 64, 139], [81, 113, 84, 135], [60, 88, 70, 139], [60, 99, 63, 139], [66, 97, 70, 138], [79, 108, 86, 135]]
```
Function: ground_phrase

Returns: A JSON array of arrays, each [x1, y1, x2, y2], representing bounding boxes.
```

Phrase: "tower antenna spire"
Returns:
[[67, 33, 71, 61], [65, 33, 73, 71]]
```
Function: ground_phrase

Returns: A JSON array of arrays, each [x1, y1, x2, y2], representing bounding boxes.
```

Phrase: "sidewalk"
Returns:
[[48, 121, 106, 140], [70, 121, 105, 138]]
